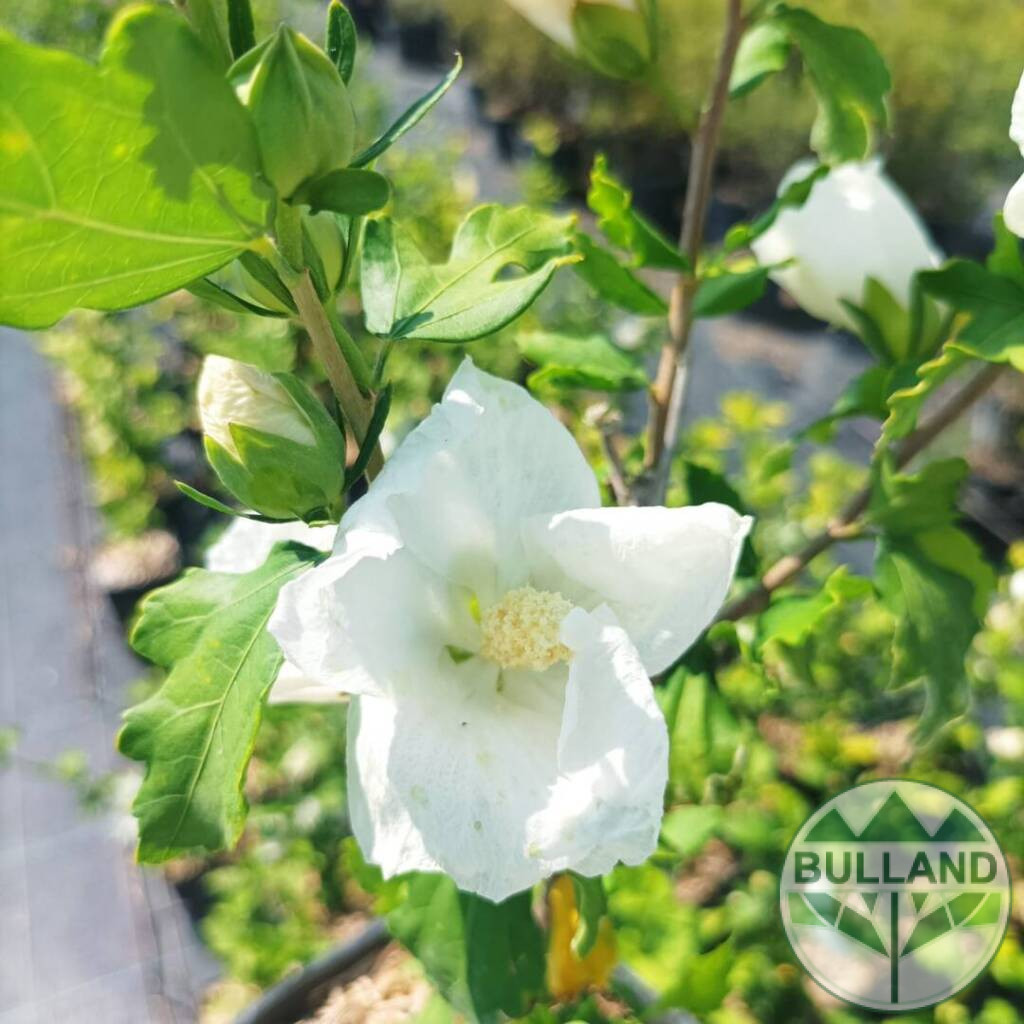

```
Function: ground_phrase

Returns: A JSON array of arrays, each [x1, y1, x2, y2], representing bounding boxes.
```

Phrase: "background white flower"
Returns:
[[1005, 70, 1024, 236], [752, 160, 942, 331], [270, 359, 750, 900], [206, 517, 340, 704]]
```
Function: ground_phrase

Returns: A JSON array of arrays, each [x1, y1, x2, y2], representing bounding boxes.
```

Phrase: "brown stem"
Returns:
[[289, 270, 384, 479], [641, 0, 746, 501], [717, 363, 1004, 621]]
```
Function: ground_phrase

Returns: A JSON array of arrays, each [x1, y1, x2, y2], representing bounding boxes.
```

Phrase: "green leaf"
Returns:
[[326, 0, 357, 84], [987, 213, 1024, 286], [880, 343, 968, 443], [517, 331, 648, 392], [387, 874, 544, 1024], [572, 232, 667, 314], [352, 54, 463, 167], [293, 168, 391, 216], [773, 5, 891, 163], [587, 155, 688, 270], [569, 874, 608, 958], [694, 265, 771, 318], [729, 20, 790, 98], [659, 939, 733, 1015], [659, 805, 722, 860], [757, 567, 872, 652], [0, 7, 268, 329], [361, 206, 577, 341], [876, 528, 993, 738], [227, 0, 256, 60], [799, 364, 894, 443], [920, 261, 1024, 371], [868, 458, 968, 535], [186, 277, 286, 318], [571, 2, 652, 80], [119, 542, 324, 860]]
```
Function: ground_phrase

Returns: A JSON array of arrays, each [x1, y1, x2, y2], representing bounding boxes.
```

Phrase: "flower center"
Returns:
[[479, 586, 573, 672]]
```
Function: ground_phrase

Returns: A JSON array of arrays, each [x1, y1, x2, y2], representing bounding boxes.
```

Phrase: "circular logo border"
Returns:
[[779, 778, 1012, 1012]]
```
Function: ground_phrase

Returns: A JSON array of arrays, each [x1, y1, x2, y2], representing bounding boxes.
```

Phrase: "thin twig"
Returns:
[[639, 0, 746, 503], [599, 428, 631, 506], [717, 363, 1004, 621], [289, 270, 384, 479]]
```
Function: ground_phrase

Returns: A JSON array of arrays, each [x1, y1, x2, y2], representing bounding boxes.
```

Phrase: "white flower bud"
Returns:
[[752, 160, 942, 331], [198, 355, 315, 459], [1005, 69, 1024, 236]]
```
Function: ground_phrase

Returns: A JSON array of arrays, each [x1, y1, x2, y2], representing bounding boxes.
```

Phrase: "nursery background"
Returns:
[[0, 1, 1022, 1023]]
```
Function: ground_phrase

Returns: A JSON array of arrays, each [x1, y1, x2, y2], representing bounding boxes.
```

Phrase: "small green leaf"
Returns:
[[587, 155, 688, 270], [227, 0, 256, 60], [517, 331, 647, 392], [186, 277, 286, 318], [0, 8, 269, 328], [387, 874, 545, 1024], [238, 251, 297, 314], [361, 206, 577, 342], [119, 542, 325, 860], [571, 2, 652, 80], [868, 458, 968, 535], [694, 265, 771, 318], [294, 168, 391, 216], [572, 232, 667, 314], [774, 5, 891, 164], [352, 54, 463, 168], [729, 20, 790, 98], [568, 874, 608, 958], [880, 343, 967, 443], [757, 567, 872, 652], [800, 364, 894, 443], [920, 261, 1024, 371], [326, 0, 357, 84], [174, 480, 247, 518]]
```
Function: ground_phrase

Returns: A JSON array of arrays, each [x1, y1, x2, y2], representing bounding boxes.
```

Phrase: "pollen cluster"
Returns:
[[479, 586, 573, 671]]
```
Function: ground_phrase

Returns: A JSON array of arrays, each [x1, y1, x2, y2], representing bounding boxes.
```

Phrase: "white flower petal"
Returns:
[[1005, 173, 1024, 238], [268, 534, 477, 700], [1010, 69, 1024, 154], [525, 606, 667, 876], [524, 503, 751, 675], [752, 161, 942, 330], [504, 0, 577, 51], [205, 517, 337, 575], [341, 358, 599, 599], [346, 659, 566, 900], [267, 660, 344, 704]]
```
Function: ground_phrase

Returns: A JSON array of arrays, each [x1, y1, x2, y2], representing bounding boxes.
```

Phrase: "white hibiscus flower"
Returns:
[[206, 517, 340, 704], [269, 359, 751, 900]]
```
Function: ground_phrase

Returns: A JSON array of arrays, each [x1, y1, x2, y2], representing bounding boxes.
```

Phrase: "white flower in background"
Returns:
[[269, 359, 750, 900], [206, 517, 339, 704], [1004, 71, 1024, 236], [504, 0, 652, 80], [198, 355, 315, 459], [752, 160, 942, 331], [985, 726, 1024, 762]]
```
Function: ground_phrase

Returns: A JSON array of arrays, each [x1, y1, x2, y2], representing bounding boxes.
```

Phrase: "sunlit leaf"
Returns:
[[0, 8, 268, 328]]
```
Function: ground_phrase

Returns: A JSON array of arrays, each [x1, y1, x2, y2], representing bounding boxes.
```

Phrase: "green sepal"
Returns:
[[326, 0, 357, 84], [238, 251, 298, 313], [352, 55, 463, 168], [226, 0, 256, 60]]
